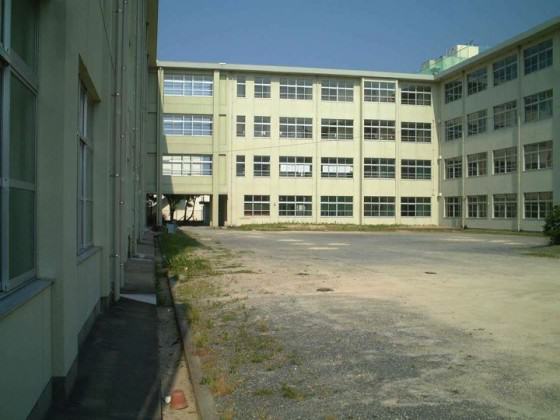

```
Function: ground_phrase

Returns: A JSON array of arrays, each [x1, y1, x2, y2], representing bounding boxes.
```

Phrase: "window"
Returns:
[[253, 155, 270, 177], [524, 39, 553, 75], [493, 194, 517, 218], [493, 100, 517, 129], [280, 78, 312, 100], [363, 119, 395, 141], [401, 160, 431, 180], [320, 196, 353, 217], [445, 158, 462, 179], [364, 197, 395, 217], [445, 118, 462, 141], [1, 1, 38, 292], [321, 157, 353, 178], [279, 117, 312, 139], [162, 155, 212, 176], [279, 156, 312, 177], [467, 195, 487, 218], [467, 152, 487, 177], [279, 196, 312, 216], [401, 197, 431, 217], [254, 76, 271, 98], [493, 55, 517, 86], [236, 156, 245, 176], [467, 68, 487, 95], [321, 79, 353, 101], [401, 122, 431, 143], [236, 116, 245, 137], [364, 81, 396, 102], [163, 73, 213, 96], [163, 114, 213, 136], [244, 195, 270, 216], [524, 141, 552, 170], [78, 84, 94, 254], [321, 119, 353, 140], [364, 158, 395, 179], [237, 76, 246, 97], [445, 197, 462, 218], [253, 116, 271, 138], [467, 110, 487, 136], [524, 192, 552, 219], [445, 80, 462, 103], [400, 85, 431, 105], [493, 147, 517, 174], [524, 89, 553, 122]]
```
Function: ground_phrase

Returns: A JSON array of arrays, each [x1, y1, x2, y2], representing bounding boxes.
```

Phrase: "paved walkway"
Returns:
[[49, 231, 160, 420]]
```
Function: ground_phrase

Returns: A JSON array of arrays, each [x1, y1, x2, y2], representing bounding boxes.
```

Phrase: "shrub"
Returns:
[[543, 205, 560, 244]]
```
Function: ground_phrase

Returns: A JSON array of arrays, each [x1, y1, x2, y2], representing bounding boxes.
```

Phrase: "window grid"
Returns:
[[253, 155, 270, 177], [321, 119, 353, 140], [364, 196, 395, 217], [467, 195, 488, 218], [321, 157, 353, 178], [236, 115, 245, 137], [279, 79, 312, 100], [445, 80, 462, 103], [321, 79, 354, 101], [524, 141, 552, 171], [363, 119, 395, 141], [401, 122, 431, 143], [524, 192, 552, 219], [163, 114, 213, 136], [445, 197, 462, 218], [279, 117, 312, 139], [364, 158, 395, 179], [467, 110, 487, 136], [524, 39, 553, 75], [236, 155, 245, 177], [253, 116, 271, 138], [445, 158, 462, 179], [401, 197, 431, 217], [162, 155, 212, 176], [524, 89, 553, 123], [244, 195, 270, 216], [237, 76, 246, 98], [493, 147, 517, 174], [279, 156, 312, 177], [467, 68, 487, 95], [467, 152, 487, 177], [493, 194, 517, 218], [400, 85, 431, 105], [163, 73, 213, 96], [78, 84, 93, 254], [493, 100, 517, 129], [364, 81, 396, 102], [254, 76, 271, 98], [320, 196, 353, 217], [401, 160, 431, 180], [279, 196, 312, 217], [493, 55, 517, 86]]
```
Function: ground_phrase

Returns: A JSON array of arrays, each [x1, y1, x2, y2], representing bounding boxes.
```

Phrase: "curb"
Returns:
[[167, 276, 219, 420]]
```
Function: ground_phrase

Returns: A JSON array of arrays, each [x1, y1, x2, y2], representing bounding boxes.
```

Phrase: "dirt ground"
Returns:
[[185, 227, 560, 419]]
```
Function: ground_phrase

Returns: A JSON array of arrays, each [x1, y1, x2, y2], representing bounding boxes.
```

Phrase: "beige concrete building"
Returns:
[[0, 1, 157, 418], [146, 18, 559, 231]]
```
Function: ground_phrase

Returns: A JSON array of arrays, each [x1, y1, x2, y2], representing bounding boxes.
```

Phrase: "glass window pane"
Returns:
[[10, 74, 36, 183], [9, 188, 35, 279], [11, 0, 37, 68]]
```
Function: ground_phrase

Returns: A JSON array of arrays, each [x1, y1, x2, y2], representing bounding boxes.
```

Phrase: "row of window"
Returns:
[[444, 192, 553, 220], [445, 39, 553, 103], [244, 195, 432, 217], [444, 89, 553, 141], [444, 140, 552, 179], [235, 156, 432, 179], [163, 72, 432, 105]]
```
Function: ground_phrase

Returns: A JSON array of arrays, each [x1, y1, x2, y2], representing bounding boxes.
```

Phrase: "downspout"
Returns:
[[461, 71, 466, 229], [516, 45, 522, 232]]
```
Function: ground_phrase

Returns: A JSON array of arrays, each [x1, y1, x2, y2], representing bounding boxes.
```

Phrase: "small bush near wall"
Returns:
[[544, 205, 560, 244]]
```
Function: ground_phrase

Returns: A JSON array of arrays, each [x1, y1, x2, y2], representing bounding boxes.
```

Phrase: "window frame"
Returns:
[[320, 157, 353, 178], [363, 158, 395, 179], [321, 119, 353, 140], [493, 100, 517, 130], [400, 85, 431, 105], [401, 159, 431, 180], [254, 76, 271, 99], [524, 192, 552, 219], [279, 78, 313, 100], [467, 195, 488, 218], [162, 114, 213, 136], [253, 116, 271, 138], [236, 155, 245, 177], [493, 54, 518, 86], [320, 79, 354, 102], [163, 72, 213, 97], [364, 196, 395, 217], [236, 115, 245, 137], [467, 152, 487, 177], [445, 196, 462, 218], [445, 117, 462, 141], [524, 89, 553, 123], [444, 80, 462, 103], [524, 141, 552, 171], [401, 122, 431, 143], [467, 109, 487, 136], [445, 157, 462, 180], [493, 147, 517, 175], [493, 194, 517, 218], [401, 197, 431, 217], [253, 155, 270, 177], [524, 39, 553, 75], [466, 68, 487, 95], [161, 154, 212, 177], [279, 156, 312, 178], [279, 117, 312, 139], [236, 76, 246, 98], [320, 196, 353, 217], [244, 195, 270, 216], [363, 119, 395, 141], [278, 195, 312, 217], [364, 80, 396, 103]]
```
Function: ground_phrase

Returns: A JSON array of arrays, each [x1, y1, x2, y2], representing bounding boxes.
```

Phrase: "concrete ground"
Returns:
[[189, 227, 560, 419]]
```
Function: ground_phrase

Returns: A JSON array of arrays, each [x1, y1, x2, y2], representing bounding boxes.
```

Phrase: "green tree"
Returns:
[[543, 205, 560, 245]]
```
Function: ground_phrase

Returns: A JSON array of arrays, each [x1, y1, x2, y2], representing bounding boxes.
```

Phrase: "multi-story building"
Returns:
[[0, 1, 157, 418], [145, 18, 559, 231]]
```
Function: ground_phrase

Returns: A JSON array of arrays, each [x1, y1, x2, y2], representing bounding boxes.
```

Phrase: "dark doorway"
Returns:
[[218, 195, 227, 227]]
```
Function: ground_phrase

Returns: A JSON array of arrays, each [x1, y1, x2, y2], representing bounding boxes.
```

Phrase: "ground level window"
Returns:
[[467, 195, 488, 218], [320, 196, 353, 217], [279, 196, 312, 216], [364, 196, 395, 217], [401, 197, 431, 217], [524, 192, 552, 219], [445, 197, 462, 218], [244, 195, 270, 216], [493, 194, 517, 218]]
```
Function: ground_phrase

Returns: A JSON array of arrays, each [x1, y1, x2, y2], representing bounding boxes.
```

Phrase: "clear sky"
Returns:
[[157, 0, 559, 73]]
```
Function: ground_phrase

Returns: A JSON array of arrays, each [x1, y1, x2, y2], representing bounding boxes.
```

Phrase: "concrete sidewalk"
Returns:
[[49, 231, 160, 420]]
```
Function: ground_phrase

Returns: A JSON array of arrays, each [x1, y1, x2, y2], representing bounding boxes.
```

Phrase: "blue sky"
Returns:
[[157, 0, 559, 72]]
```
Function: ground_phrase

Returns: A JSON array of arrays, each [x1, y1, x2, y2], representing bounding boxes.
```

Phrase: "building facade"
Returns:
[[146, 18, 559, 231], [0, 1, 157, 418]]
